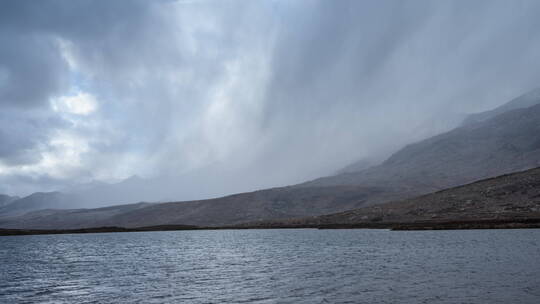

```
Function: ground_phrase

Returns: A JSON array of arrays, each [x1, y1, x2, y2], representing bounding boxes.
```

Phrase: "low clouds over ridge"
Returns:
[[1, 0, 540, 201]]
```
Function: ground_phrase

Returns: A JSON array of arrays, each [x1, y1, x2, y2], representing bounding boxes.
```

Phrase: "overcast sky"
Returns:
[[1, 0, 540, 199]]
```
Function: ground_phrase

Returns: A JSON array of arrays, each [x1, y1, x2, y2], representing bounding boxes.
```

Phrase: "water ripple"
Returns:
[[0, 229, 539, 303]]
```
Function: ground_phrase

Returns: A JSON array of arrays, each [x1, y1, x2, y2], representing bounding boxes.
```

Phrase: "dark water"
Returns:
[[1, 229, 539, 304]]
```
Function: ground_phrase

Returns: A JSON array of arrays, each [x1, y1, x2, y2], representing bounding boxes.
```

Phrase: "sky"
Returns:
[[1, 0, 540, 200]]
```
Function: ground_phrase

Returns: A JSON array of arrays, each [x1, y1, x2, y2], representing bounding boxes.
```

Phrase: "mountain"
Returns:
[[0, 185, 413, 229], [3, 167, 539, 230], [105, 101, 540, 228], [256, 167, 540, 228], [334, 88, 540, 185], [0, 176, 156, 217], [0, 194, 18, 207], [2, 91, 540, 229], [0, 192, 78, 217], [0, 202, 153, 230], [302, 103, 540, 193], [462, 87, 540, 125]]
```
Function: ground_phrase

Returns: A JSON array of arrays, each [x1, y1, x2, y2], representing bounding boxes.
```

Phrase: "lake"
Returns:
[[1, 229, 539, 303]]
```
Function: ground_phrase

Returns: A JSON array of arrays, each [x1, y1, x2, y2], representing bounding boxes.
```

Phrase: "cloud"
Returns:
[[1, 0, 540, 199], [0, 109, 69, 165], [0, 31, 69, 108], [52, 91, 97, 115]]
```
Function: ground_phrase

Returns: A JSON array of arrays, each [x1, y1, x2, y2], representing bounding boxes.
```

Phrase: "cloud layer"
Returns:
[[1, 0, 540, 199]]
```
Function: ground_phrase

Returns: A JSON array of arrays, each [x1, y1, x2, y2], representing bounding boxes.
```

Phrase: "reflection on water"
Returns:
[[1, 229, 539, 303]]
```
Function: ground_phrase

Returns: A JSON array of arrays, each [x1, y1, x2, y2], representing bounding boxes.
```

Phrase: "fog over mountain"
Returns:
[[2, 98, 539, 229], [2, 0, 540, 204]]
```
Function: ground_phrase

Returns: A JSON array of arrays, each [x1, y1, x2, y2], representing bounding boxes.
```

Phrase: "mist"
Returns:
[[1, 0, 540, 203]]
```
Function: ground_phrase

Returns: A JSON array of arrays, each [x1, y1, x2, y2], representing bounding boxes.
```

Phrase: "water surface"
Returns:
[[1, 229, 539, 303]]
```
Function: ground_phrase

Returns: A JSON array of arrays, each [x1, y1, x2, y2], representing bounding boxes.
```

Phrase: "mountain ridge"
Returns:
[[462, 87, 540, 125], [250, 166, 540, 228], [301, 103, 540, 192], [1, 90, 540, 228]]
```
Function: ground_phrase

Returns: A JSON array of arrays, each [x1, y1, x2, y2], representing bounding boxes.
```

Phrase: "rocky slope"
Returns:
[[302, 103, 540, 193], [247, 167, 540, 228]]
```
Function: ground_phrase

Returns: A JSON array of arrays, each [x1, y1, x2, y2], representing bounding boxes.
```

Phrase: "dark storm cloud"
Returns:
[[0, 31, 68, 164], [0, 0, 160, 170], [1, 0, 540, 199], [0, 0, 152, 108], [0, 31, 69, 108], [0, 109, 69, 165]]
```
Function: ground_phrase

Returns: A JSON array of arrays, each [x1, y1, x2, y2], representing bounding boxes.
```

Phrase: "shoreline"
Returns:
[[1, 218, 540, 236]]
